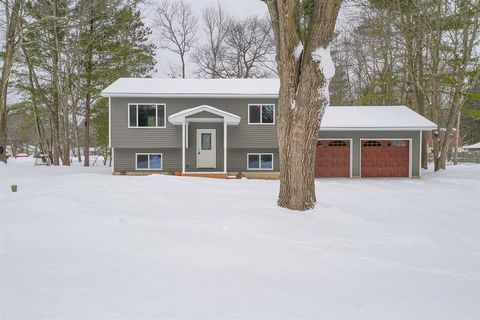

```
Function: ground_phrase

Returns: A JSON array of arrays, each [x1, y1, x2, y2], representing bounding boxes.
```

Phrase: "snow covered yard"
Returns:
[[1, 159, 479, 319]]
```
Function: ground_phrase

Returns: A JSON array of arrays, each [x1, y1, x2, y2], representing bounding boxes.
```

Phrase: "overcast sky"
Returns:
[[146, 0, 352, 78]]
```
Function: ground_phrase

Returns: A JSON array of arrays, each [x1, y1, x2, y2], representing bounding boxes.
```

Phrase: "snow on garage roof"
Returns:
[[464, 142, 480, 149], [321, 106, 437, 131], [101, 78, 280, 98]]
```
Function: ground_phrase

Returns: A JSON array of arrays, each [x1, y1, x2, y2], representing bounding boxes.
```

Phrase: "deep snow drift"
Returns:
[[1, 158, 479, 319]]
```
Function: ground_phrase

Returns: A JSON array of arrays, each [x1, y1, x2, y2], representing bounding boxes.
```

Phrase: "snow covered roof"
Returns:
[[463, 142, 480, 149], [321, 106, 437, 131], [101, 78, 280, 98]]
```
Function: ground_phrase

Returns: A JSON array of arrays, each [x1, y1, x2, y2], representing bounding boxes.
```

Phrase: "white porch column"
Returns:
[[182, 121, 186, 173], [224, 121, 227, 173]]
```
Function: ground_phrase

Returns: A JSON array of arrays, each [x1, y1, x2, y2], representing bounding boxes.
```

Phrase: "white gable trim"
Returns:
[[169, 105, 241, 125]]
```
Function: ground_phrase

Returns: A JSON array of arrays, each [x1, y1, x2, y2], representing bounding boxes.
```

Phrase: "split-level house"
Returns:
[[101, 78, 436, 178]]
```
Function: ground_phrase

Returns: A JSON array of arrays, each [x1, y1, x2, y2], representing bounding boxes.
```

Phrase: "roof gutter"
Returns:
[[320, 126, 437, 131]]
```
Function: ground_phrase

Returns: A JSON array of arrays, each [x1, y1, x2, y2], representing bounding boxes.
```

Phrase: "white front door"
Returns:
[[197, 129, 216, 168]]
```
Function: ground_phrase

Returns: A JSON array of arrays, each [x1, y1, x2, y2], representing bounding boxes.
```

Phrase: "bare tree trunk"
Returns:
[[73, 110, 82, 162], [180, 54, 186, 78], [83, 2, 95, 167], [49, 0, 64, 166], [422, 133, 428, 169], [26, 59, 48, 157], [454, 112, 461, 165], [263, 0, 342, 210], [84, 91, 91, 167], [0, 0, 22, 163]]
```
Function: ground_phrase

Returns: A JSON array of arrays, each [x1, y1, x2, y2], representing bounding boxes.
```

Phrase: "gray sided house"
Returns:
[[101, 78, 436, 178]]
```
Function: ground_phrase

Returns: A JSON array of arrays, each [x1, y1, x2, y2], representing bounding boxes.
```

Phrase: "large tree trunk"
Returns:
[[0, 0, 22, 163], [263, 0, 342, 210]]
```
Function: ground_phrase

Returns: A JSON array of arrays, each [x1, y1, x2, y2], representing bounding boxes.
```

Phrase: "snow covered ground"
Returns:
[[1, 158, 479, 319]]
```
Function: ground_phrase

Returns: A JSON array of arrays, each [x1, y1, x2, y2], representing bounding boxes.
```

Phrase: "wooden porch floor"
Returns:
[[181, 173, 229, 179]]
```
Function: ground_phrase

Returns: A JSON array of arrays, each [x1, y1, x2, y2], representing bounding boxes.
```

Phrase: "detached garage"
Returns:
[[316, 106, 437, 178]]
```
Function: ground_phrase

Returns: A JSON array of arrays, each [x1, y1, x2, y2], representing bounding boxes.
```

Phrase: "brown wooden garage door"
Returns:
[[361, 140, 409, 177], [315, 140, 350, 177]]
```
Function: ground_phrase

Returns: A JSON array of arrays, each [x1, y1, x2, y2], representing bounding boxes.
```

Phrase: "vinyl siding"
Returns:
[[113, 148, 181, 172], [110, 97, 278, 148], [186, 111, 222, 118], [113, 131, 421, 176], [114, 147, 280, 173]]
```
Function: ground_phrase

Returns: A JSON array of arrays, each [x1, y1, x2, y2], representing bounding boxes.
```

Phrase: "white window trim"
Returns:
[[128, 103, 167, 128], [247, 153, 274, 171], [247, 104, 276, 125], [135, 153, 163, 170]]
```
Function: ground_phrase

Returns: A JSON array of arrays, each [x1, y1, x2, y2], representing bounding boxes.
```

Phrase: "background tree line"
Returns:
[[0, 0, 156, 166], [329, 0, 479, 170], [0, 0, 478, 171]]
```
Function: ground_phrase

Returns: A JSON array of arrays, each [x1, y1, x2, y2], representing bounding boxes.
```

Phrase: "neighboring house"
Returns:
[[464, 142, 480, 152], [101, 78, 436, 178]]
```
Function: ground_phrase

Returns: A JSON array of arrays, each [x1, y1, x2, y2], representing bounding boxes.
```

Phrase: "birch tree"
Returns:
[[262, 0, 342, 210]]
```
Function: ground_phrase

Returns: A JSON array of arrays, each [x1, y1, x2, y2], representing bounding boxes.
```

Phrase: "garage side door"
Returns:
[[361, 140, 409, 177], [315, 140, 350, 177]]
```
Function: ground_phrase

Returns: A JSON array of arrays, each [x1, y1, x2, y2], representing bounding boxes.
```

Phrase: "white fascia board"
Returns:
[[320, 127, 437, 131], [100, 93, 279, 98]]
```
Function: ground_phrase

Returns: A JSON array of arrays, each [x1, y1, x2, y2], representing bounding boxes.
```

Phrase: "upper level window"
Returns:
[[248, 104, 275, 124], [129, 104, 166, 128]]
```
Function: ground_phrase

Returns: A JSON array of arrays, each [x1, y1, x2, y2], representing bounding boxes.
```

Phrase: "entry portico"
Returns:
[[168, 105, 241, 174]]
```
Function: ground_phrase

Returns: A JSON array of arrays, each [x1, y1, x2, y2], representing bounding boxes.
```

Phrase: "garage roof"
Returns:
[[321, 106, 437, 131], [463, 142, 480, 149]]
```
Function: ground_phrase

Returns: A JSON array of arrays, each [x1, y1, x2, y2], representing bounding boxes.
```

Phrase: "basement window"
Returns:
[[247, 153, 273, 170], [136, 153, 163, 170], [128, 104, 166, 128]]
